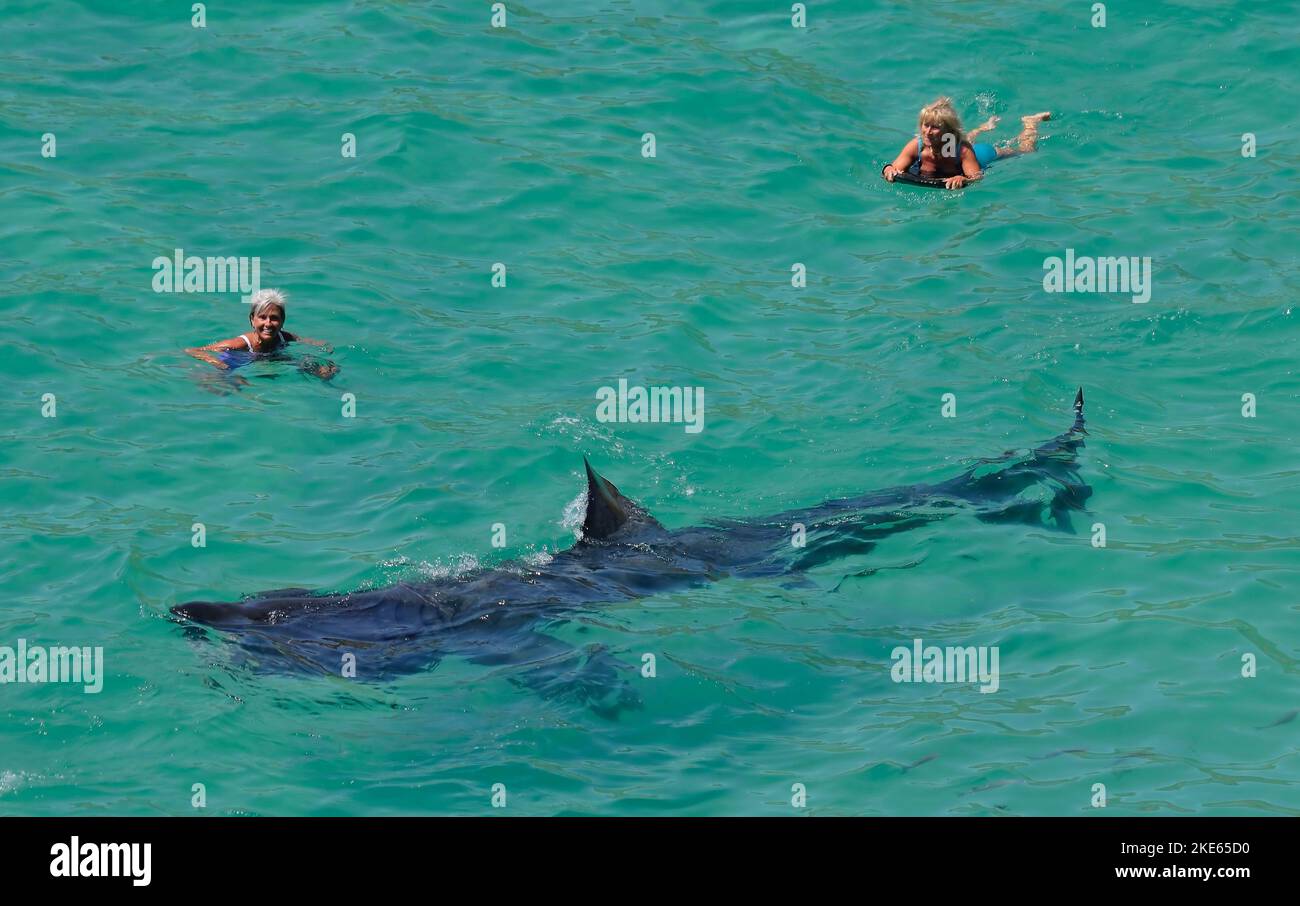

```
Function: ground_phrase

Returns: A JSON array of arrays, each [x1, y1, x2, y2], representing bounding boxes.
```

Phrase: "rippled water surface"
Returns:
[[1, 0, 1297, 815]]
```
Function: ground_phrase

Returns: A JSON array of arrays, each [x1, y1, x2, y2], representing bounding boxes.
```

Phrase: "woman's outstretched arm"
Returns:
[[882, 139, 919, 181], [185, 337, 244, 369], [284, 331, 334, 353]]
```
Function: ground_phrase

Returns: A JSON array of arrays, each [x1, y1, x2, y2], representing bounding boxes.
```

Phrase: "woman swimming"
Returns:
[[185, 289, 339, 379], [882, 97, 1051, 189]]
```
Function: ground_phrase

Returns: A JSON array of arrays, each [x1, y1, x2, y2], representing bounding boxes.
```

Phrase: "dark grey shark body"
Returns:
[[172, 391, 1090, 713]]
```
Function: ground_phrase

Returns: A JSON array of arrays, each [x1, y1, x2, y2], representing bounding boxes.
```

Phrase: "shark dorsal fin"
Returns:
[[582, 458, 630, 540]]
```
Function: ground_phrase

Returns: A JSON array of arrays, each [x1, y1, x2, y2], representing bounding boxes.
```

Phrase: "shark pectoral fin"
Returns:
[[1049, 496, 1081, 533], [974, 486, 1087, 533], [473, 631, 643, 718], [975, 500, 1050, 528]]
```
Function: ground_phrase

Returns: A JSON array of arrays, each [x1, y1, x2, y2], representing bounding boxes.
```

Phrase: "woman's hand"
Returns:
[[944, 175, 967, 189], [296, 336, 334, 354], [882, 164, 899, 182]]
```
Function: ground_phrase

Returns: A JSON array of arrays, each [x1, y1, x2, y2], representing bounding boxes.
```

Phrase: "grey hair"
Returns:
[[248, 288, 288, 319]]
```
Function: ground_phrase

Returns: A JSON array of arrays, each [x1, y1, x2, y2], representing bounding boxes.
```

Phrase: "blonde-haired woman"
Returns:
[[883, 97, 1050, 189]]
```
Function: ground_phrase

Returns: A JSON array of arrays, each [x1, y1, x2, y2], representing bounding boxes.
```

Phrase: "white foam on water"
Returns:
[[561, 491, 587, 537]]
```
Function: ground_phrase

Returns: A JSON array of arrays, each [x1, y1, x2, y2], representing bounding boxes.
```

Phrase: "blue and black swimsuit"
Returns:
[[217, 332, 291, 369], [908, 136, 999, 176]]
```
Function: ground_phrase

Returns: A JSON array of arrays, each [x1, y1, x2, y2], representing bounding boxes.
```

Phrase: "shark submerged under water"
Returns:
[[172, 390, 1090, 715]]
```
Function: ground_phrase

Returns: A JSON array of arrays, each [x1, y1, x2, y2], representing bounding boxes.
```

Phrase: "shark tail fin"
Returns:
[[1070, 386, 1086, 437], [962, 388, 1093, 532], [1037, 386, 1087, 451]]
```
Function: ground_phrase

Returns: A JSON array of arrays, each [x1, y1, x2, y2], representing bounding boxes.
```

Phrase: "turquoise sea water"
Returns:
[[2, 1, 1297, 816]]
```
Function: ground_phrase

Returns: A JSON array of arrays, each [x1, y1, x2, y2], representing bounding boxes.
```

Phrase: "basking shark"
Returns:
[[172, 390, 1090, 714]]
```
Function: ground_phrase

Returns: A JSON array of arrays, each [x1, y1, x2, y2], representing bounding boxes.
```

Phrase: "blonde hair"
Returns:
[[248, 288, 288, 321], [918, 97, 965, 151]]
